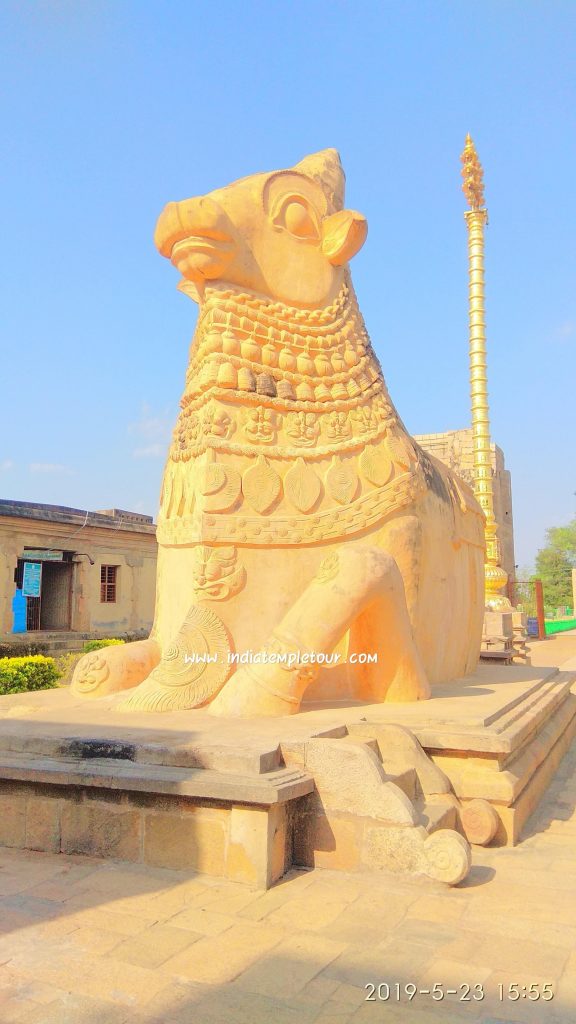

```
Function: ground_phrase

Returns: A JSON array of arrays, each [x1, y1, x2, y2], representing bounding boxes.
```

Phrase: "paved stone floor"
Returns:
[[0, 634, 575, 1024]]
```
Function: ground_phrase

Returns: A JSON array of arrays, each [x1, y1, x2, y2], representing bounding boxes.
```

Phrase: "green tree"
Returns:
[[533, 517, 575, 612]]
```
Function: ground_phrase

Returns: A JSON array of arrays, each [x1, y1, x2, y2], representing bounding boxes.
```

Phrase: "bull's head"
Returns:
[[154, 149, 367, 309]]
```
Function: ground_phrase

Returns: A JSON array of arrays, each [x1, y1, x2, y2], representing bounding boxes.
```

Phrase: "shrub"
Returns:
[[82, 638, 125, 654], [0, 656, 60, 695], [54, 651, 85, 685]]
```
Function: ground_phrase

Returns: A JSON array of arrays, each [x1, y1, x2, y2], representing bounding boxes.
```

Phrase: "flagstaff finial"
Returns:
[[461, 134, 485, 211]]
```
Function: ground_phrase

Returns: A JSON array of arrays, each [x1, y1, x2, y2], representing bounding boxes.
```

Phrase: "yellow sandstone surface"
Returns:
[[72, 149, 485, 715]]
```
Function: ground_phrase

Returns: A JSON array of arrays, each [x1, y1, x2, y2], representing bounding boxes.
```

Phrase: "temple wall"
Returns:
[[414, 428, 516, 582]]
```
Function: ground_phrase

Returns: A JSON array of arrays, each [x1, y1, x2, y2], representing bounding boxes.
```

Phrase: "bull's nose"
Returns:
[[154, 195, 232, 258]]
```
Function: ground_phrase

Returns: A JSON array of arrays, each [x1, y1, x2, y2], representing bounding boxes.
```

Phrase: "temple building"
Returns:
[[0, 500, 156, 644], [414, 429, 515, 584]]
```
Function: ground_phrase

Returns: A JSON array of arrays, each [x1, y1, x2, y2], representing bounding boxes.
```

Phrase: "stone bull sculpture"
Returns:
[[72, 149, 485, 716]]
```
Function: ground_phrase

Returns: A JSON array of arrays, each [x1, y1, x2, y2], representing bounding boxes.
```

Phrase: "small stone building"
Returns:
[[414, 428, 515, 582], [0, 500, 157, 644]]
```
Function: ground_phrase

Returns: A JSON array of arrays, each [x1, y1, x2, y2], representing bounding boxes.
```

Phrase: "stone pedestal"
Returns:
[[1, 660, 575, 886], [481, 610, 514, 662]]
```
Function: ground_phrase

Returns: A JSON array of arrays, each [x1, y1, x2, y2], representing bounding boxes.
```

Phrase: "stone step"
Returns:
[[0, 751, 314, 806], [47, 641, 85, 653], [341, 735, 380, 756], [340, 736, 421, 801]]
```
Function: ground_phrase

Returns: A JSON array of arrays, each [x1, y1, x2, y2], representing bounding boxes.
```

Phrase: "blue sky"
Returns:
[[0, 0, 574, 570]]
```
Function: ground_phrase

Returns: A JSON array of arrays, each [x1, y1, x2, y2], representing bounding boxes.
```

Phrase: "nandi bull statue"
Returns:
[[72, 149, 485, 716]]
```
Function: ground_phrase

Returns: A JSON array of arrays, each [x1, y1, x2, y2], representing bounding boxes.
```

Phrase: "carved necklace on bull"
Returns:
[[169, 273, 414, 465], [156, 271, 424, 549]]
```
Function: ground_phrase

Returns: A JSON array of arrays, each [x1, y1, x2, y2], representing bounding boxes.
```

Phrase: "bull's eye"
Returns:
[[272, 195, 320, 241], [284, 201, 317, 238]]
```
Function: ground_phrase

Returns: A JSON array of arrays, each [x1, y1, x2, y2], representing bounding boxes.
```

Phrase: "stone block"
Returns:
[[143, 807, 227, 874], [25, 792, 62, 853], [227, 803, 289, 888], [60, 796, 141, 861], [305, 738, 416, 823], [293, 809, 361, 872], [271, 801, 291, 881], [362, 822, 425, 874], [0, 782, 26, 848]]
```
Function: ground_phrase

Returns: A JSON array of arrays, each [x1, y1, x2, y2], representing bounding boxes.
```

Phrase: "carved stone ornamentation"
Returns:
[[198, 454, 242, 513], [121, 606, 233, 712], [286, 411, 320, 448], [242, 407, 279, 444], [460, 798, 499, 846], [423, 830, 471, 886], [284, 457, 322, 513], [242, 455, 283, 513], [325, 456, 359, 505], [156, 469, 426, 546], [202, 404, 234, 440], [315, 552, 340, 584], [351, 406, 378, 435], [359, 444, 393, 487], [388, 430, 415, 471], [325, 410, 352, 441], [72, 653, 110, 694], [191, 545, 246, 600]]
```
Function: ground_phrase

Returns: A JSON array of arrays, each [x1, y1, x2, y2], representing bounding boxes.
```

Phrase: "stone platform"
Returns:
[[0, 659, 574, 887]]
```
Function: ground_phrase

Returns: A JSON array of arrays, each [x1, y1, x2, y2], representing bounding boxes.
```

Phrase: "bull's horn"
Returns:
[[293, 149, 345, 213]]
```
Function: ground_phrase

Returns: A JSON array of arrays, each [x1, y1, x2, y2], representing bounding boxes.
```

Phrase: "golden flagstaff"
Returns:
[[461, 134, 510, 610]]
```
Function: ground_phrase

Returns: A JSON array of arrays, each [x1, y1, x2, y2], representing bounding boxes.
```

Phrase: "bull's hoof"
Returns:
[[71, 639, 161, 699]]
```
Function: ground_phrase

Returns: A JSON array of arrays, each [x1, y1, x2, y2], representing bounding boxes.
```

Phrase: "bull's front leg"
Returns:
[[208, 546, 429, 718], [70, 638, 161, 699]]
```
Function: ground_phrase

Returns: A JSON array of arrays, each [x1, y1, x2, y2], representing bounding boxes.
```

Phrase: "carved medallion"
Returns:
[[157, 469, 422, 547], [359, 444, 393, 487], [242, 455, 283, 513], [388, 430, 415, 470], [325, 456, 359, 505], [198, 455, 242, 513], [284, 457, 322, 513]]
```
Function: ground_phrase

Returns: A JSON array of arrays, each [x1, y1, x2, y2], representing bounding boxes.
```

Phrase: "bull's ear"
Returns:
[[321, 210, 367, 266]]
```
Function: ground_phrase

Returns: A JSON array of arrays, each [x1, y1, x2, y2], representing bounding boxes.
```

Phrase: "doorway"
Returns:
[[16, 555, 74, 631]]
